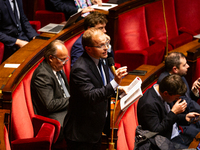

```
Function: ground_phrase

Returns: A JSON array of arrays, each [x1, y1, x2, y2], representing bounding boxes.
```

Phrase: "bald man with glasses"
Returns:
[[31, 40, 70, 142]]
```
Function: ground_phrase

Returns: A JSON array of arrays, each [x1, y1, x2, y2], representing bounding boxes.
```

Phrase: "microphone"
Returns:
[[107, 57, 115, 75]]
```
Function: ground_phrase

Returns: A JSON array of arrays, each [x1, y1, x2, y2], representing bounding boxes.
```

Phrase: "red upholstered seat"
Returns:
[[63, 32, 84, 80], [29, 21, 41, 34], [117, 80, 157, 150], [174, 0, 200, 36], [11, 58, 61, 150], [34, 0, 65, 27], [115, 6, 165, 71], [145, 0, 193, 50], [0, 42, 4, 64], [4, 125, 11, 150]]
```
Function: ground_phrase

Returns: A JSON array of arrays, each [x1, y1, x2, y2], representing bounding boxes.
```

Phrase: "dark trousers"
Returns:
[[171, 133, 194, 148], [66, 138, 102, 150]]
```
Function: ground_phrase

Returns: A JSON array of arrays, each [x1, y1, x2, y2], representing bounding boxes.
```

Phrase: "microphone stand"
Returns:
[[107, 87, 118, 150]]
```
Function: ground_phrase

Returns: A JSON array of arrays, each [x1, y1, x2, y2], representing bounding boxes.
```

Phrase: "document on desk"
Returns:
[[193, 34, 200, 39], [4, 64, 20, 68], [119, 77, 143, 111], [91, 3, 118, 11]]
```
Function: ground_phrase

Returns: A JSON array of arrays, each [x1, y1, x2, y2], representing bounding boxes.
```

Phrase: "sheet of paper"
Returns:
[[193, 34, 200, 39], [120, 77, 143, 111], [91, 3, 118, 11], [4, 64, 20, 68]]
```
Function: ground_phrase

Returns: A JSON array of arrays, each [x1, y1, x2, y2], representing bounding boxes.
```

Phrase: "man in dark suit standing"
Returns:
[[63, 28, 128, 150], [137, 74, 200, 148], [31, 40, 70, 141], [0, 0, 39, 61]]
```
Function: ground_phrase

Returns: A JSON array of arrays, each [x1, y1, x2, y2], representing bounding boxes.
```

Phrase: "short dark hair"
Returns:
[[84, 11, 108, 30], [165, 52, 186, 72], [159, 74, 187, 96], [44, 40, 64, 61]]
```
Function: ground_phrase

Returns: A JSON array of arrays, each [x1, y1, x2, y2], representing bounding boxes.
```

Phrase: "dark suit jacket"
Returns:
[[0, 0, 38, 47], [31, 60, 69, 135], [63, 51, 115, 143], [45, 0, 79, 20], [137, 86, 187, 140]]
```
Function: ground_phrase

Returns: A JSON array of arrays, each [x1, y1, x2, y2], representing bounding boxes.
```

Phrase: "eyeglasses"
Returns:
[[53, 55, 70, 64], [89, 41, 110, 49]]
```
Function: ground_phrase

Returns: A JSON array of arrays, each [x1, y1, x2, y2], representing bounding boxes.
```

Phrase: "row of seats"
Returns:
[[112, 0, 200, 71], [9, 30, 84, 149]]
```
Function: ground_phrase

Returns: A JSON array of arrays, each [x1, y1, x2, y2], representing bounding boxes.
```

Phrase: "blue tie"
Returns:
[[98, 59, 105, 85]]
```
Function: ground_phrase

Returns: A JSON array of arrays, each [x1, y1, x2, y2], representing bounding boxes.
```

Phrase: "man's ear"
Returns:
[[85, 46, 91, 53], [163, 91, 169, 96], [172, 66, 178, 74], [49, 55, 54, 63]]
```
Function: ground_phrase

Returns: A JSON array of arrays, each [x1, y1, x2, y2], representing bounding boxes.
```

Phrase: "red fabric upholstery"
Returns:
[[34, 0, 65, 27], [0, 42, 4, 64], [175, 0, 200, 35], [115, 6, 165, 71], [63, 32, 84, 80], [117, 80, 157, 150], [11, 58, 61, 150], [145, 0, 193, 49], [4, 125, 11, 150], [29, 21, 41, 34]]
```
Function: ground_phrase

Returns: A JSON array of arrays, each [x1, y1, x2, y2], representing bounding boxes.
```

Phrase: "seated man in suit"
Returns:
[[31, 40, 70, 141], [157, 52, 200, 138], [0, 0, 39, 61], [45, 0, 102, 21], [137, 74, 200, 148], [157, 52, 200, 102], [63, 28, 128, 150]]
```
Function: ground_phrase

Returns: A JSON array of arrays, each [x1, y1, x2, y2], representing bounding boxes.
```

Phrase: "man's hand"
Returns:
[[81, 7, 95, 14], [15, 39, 28, 48], [114, 66, 128, 84], [171, 99, 187, 114], [191, 78, 200, 96], [118, 85, 129, 94], [91, 0, 102, 5], [186, 112, 200, 123]]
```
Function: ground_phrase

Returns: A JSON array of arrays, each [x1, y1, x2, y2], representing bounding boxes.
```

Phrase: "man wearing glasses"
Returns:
[[31, 40, 70, 143], [63, 28, 128, 150]]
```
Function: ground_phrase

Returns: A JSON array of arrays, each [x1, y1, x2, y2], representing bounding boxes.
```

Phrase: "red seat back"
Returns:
[[117, 80, 157, 150], [117, 6, 149, 51], [0, 42, 4, 64], [64, 32, 84, 81], [12, 82, 34, 141], [174, 0, 200, 34], [145, 0, 178, 42]]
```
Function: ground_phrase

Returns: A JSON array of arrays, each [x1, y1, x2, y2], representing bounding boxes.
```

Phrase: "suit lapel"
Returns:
[[5, 0, 18, 25], [83, 52, 104, 86]]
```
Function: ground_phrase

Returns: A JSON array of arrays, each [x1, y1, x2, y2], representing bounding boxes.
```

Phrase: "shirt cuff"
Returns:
[[110, 79, 119, 91]]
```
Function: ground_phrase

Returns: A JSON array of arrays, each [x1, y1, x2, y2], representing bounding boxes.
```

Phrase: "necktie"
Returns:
[[12, 0, 22, 32], [164, 102, 179, 139], [98, 59, 105, 85], [56, 71, 70, 98]]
